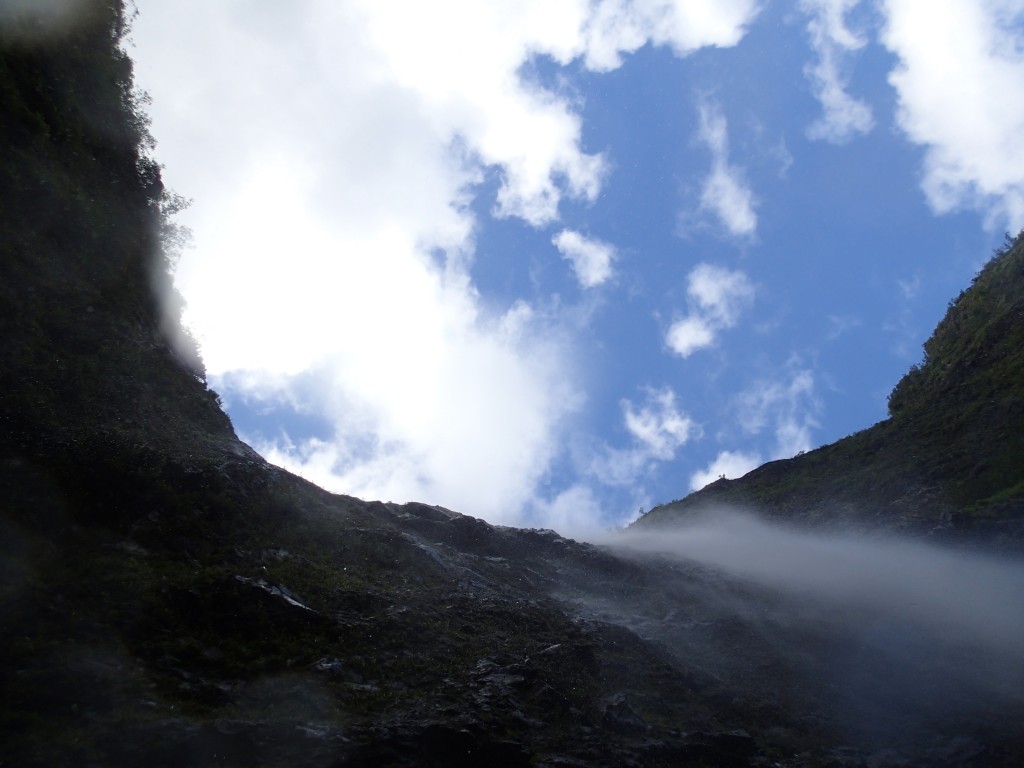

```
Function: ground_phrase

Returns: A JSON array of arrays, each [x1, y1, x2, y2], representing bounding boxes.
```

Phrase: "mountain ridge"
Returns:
[[3, 3, 1024, 766], [635, 233, 1024, 544]]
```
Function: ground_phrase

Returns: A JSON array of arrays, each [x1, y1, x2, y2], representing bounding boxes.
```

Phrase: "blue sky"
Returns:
[[129, 0, 1024, 536]]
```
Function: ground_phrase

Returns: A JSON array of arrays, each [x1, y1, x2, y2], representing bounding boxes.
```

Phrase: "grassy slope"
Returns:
[[636, 233, 1024, 539]]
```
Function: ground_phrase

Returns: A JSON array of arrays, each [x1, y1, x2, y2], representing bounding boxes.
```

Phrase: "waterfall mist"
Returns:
[[614, 509, 1024, 659], [572, 509, 1024, 751]]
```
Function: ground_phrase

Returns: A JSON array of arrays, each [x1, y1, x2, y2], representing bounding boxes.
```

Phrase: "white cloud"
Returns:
[[552, 229, 616, 288], [696, 103, 758, 237], [881, 0, 1024, 229], [243, 298, 580, 525], [589, 386, 697, 487], [623, 387, 696, 458], [342, 0, 603, 228], [666, 263, 754, 357], [800, 0, 875, 143], [665, 315, 716, 357], [737, 369, 820, 458], [689, 449, 761, 491], [688, 262, 756, 324], [131, 1, 758, 526], [686, 370, 818, 493], [532, 484, 613, 540], [581, 0, 762, 70]]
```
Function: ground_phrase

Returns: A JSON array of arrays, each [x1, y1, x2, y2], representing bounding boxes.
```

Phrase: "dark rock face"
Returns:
[[2, 3, 1024, 767]]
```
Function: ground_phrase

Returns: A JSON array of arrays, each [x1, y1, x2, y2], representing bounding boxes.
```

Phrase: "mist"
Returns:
[[618, 514, 1019, 651], [612, 509, 1024, 659], [571, 509, 1024, 747]]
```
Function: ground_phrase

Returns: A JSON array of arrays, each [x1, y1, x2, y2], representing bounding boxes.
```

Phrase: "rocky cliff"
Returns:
[[2, 3, 1023, 766]]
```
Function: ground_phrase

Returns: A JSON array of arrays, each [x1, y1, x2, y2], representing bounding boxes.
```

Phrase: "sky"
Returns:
[[125, 0, 1024, 537]]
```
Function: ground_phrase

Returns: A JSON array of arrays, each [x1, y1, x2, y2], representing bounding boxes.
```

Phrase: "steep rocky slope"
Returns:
[[3, 4, 1023, 766], [636, 233, 1024, 544]]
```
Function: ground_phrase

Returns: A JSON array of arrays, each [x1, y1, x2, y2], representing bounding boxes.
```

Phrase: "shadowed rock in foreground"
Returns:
[[3, 3, 1023, 765]]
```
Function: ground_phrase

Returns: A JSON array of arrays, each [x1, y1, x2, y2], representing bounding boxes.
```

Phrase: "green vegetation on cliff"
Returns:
[[0, 0, 221, 460]]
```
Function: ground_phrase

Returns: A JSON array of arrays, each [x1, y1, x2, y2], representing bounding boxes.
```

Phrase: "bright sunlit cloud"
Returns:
[[882, 0, 1024, 229], [131, 0, 761, 529]]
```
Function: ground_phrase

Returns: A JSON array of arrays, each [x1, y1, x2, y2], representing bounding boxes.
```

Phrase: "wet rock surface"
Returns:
[[5, 458, 1023, 766], [3, 5, 1024, 766]]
